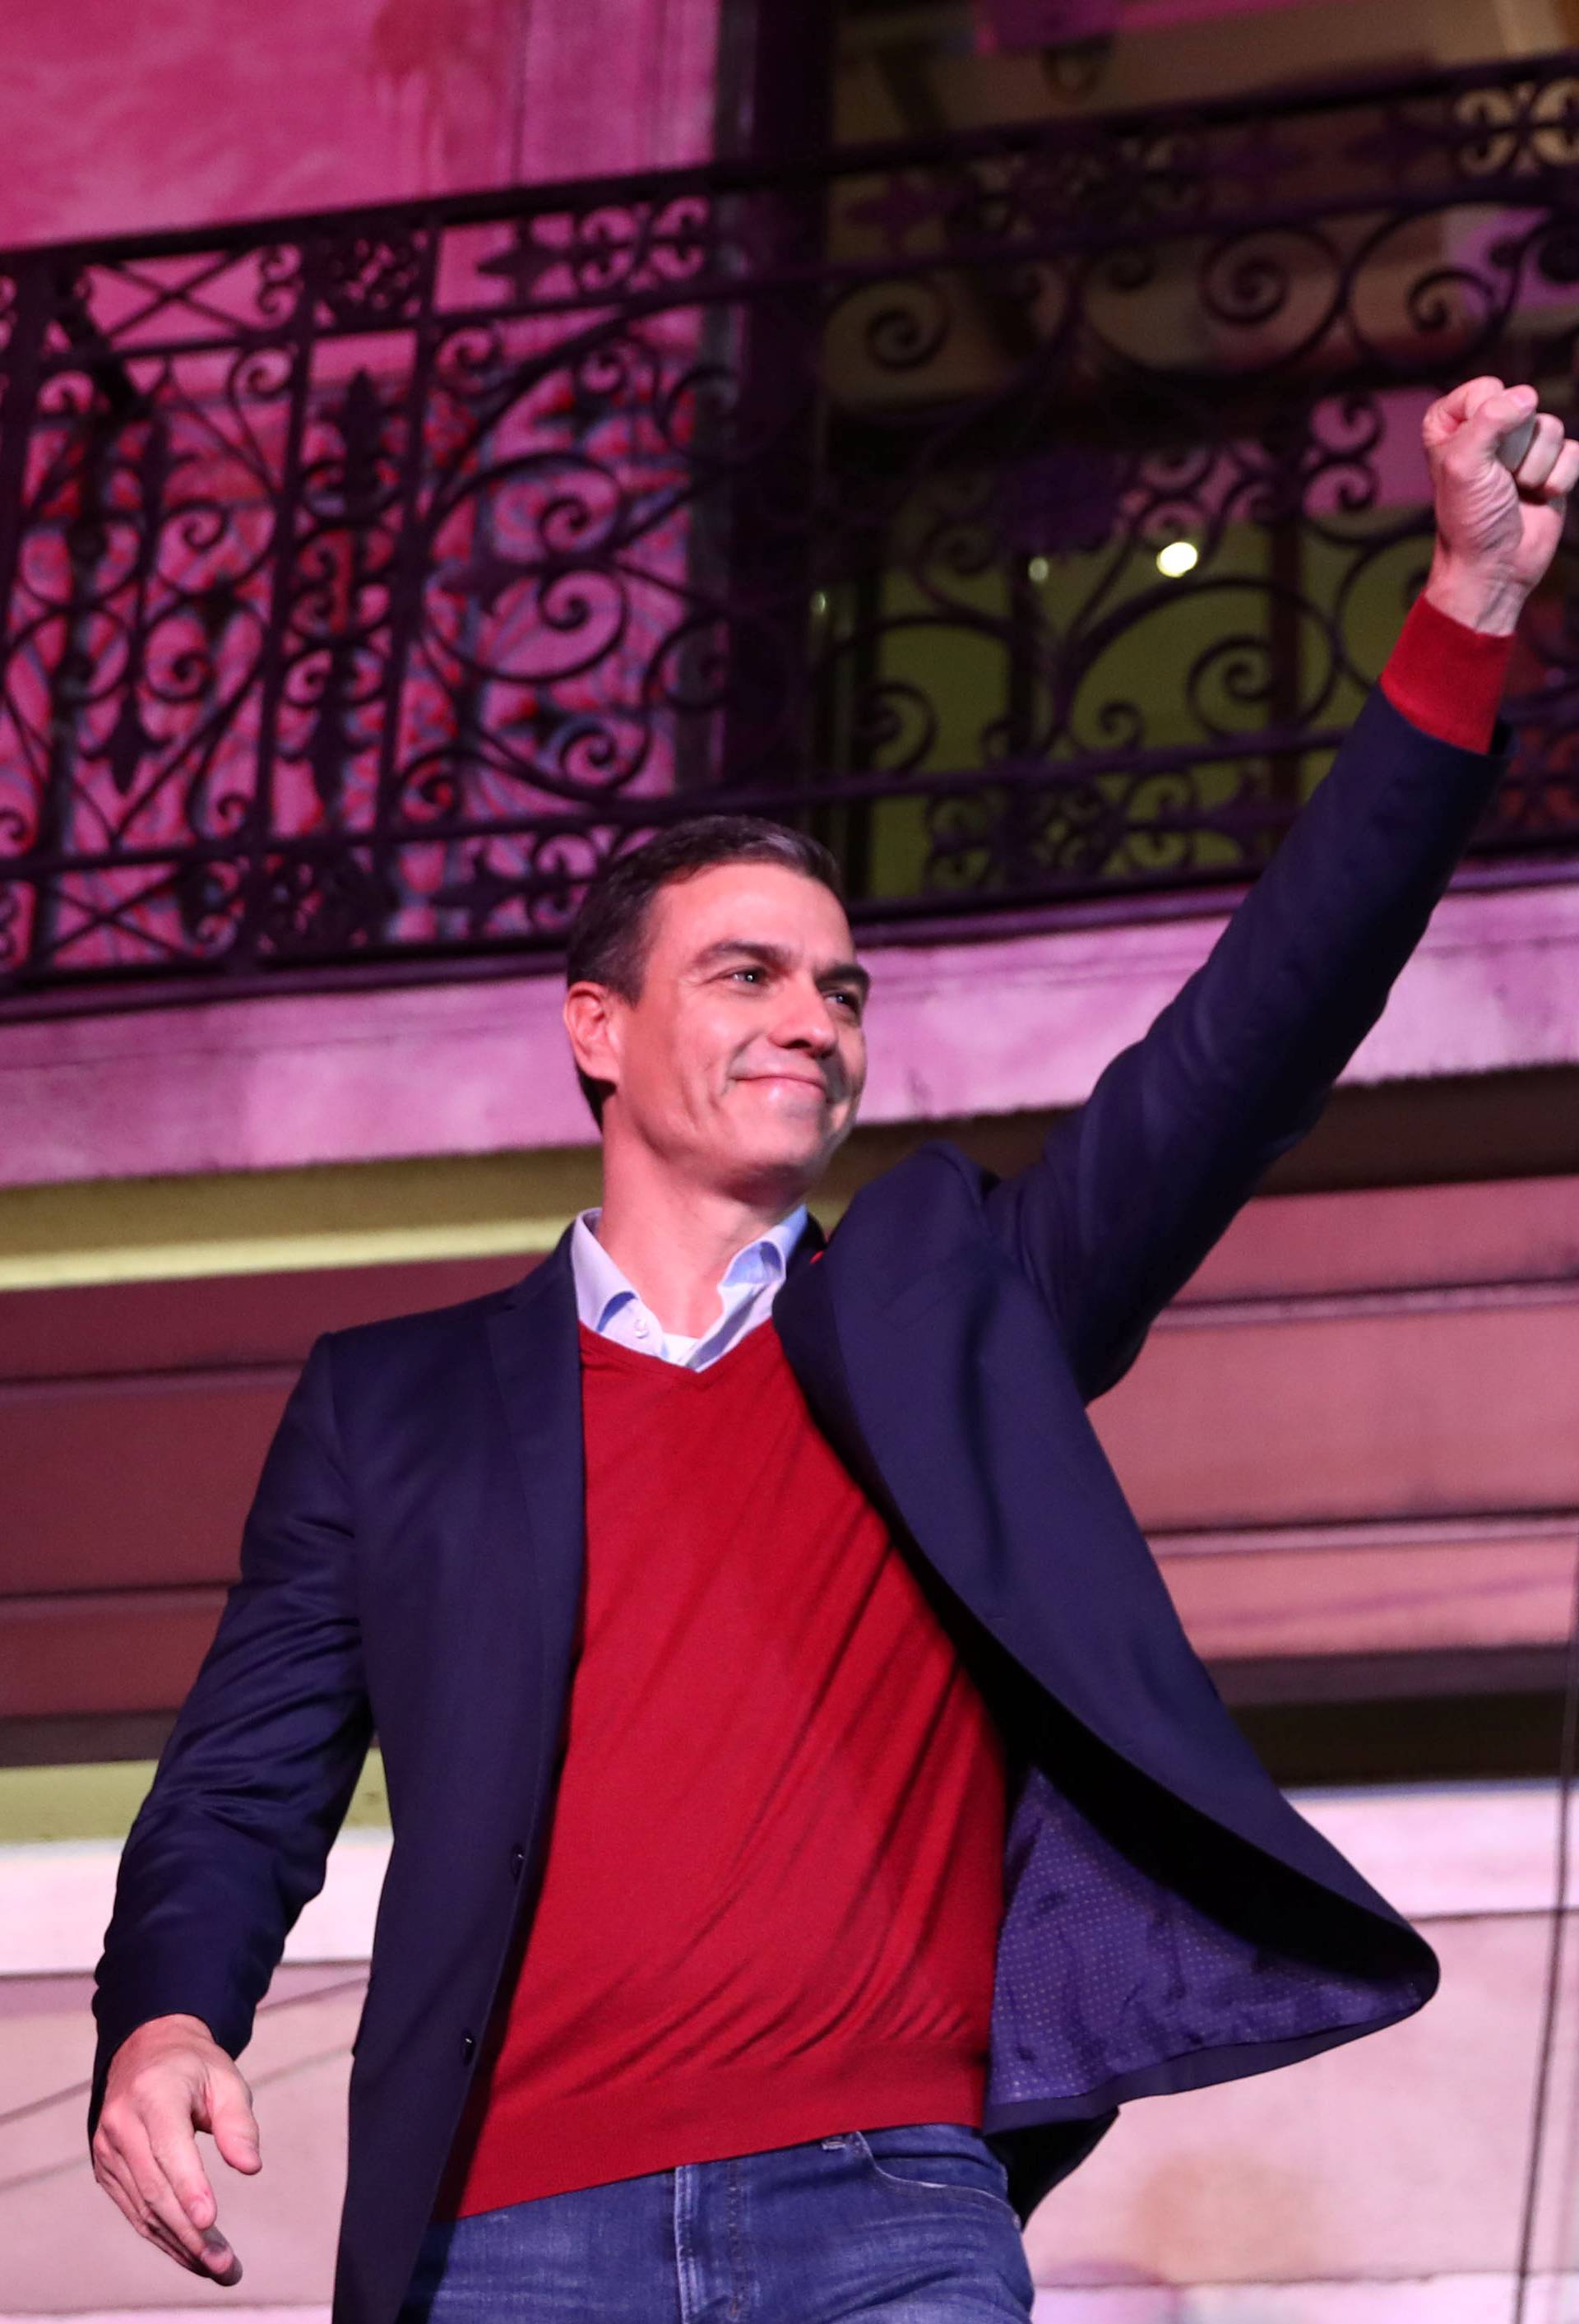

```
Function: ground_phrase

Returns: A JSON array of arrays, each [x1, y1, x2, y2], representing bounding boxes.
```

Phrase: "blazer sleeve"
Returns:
[[982, 684, 1506, 1402], [88, 1334, 373, 2134]]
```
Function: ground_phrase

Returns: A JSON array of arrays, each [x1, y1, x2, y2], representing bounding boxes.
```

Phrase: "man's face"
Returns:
[[567, 862, 868, 1204]]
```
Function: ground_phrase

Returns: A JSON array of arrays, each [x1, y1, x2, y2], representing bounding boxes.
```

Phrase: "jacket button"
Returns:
[[508, 1843, 525, 1881], [461, 2030, 476, 2065]]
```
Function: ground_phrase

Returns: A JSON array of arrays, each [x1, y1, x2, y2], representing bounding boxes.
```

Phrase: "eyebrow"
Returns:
[[689, 937, 871, 1002]]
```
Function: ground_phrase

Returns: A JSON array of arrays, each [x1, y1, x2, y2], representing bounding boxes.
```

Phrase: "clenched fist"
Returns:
[[1423, 375, 1579, 635], [92, 2013, 261, 2280]]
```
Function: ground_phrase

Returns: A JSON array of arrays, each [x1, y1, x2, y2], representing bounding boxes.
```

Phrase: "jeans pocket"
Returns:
[[854, 2122, 1015, 2212]]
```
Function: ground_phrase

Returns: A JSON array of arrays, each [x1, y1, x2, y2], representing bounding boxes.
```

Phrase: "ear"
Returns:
[[563, 981, 622, 1094]]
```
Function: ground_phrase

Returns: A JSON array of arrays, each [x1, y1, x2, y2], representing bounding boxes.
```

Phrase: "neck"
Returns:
[[591, 1144, 807, 1337]]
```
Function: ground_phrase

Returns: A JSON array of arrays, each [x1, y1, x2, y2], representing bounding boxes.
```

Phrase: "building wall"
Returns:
[[3, 881, 1578, 1210], [0, 0, 722, 251]]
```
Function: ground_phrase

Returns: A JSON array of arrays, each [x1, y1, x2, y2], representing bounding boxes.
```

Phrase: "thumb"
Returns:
[[205, 2076, 262, 2175]]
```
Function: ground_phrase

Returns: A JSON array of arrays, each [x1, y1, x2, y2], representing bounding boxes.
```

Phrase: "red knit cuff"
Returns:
[[1379, 594, 1513, 753]]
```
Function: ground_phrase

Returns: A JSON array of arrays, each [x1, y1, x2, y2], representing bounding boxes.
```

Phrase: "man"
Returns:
[[90, 378, 1576, 2322]]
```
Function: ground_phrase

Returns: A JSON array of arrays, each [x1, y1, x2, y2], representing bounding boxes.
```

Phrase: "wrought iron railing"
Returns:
[[3, 50, 1579, 1001]]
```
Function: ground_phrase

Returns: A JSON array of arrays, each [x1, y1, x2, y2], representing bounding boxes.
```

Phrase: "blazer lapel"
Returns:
[[786, 1209, 828, 1274], [773, 1213, 917, 1539], [484, 1227, 586, 1803]]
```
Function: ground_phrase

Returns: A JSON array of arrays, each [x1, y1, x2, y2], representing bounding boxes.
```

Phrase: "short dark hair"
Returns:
[[563, 815, 845, 1125]]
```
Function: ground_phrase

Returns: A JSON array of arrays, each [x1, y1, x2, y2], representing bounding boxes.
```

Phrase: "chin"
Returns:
[[723, 1133, 827, 1202]]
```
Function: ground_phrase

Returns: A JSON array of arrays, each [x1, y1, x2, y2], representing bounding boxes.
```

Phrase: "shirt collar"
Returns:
[[570, 1203, 809, 1336]]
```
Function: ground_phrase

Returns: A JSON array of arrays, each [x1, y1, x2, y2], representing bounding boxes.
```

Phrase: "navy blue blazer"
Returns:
[[91, 684, 1499, 2324]]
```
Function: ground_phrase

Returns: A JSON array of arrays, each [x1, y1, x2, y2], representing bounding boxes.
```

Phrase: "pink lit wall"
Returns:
[[0, 0, 722, 250]]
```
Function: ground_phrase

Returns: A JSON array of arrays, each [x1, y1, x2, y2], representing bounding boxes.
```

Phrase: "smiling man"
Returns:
[[559, 860, 869, 1332], [90, 379, 1578, 2324]]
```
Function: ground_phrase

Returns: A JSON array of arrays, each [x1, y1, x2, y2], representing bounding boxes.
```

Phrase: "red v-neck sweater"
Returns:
[[438, 1316, 1008, 2215]]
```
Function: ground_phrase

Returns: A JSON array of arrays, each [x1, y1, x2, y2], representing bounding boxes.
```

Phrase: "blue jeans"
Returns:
[[401, 2122, 1035, 2321]]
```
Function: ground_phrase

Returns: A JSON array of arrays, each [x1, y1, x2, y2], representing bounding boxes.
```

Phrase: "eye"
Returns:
[[827, 988, 863, 1016], [727, 966, 766, 986]]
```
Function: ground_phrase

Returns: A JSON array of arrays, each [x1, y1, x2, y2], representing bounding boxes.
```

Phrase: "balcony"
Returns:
[[2, 49, 1579, 1009]]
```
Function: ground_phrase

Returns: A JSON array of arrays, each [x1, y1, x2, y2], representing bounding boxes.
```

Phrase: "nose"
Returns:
[[771, 979, 840, 1057]]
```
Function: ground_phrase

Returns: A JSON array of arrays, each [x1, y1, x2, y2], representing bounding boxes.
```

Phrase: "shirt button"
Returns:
[[461, 2030, 476, 2065]]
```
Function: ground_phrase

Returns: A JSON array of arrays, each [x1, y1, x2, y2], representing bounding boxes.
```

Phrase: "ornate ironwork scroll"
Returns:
[[2, 50, 1579, 998]]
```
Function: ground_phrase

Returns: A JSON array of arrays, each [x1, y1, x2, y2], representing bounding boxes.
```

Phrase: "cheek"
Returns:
[[673, 1025, 741, 1115], [622, 1037, 694, 1124]]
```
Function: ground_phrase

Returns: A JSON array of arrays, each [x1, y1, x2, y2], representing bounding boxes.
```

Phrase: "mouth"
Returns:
[[742, 1074, 831, 1097]]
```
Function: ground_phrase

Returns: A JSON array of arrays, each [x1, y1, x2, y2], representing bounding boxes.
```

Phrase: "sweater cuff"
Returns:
[[1379, 594, 1514, 754]]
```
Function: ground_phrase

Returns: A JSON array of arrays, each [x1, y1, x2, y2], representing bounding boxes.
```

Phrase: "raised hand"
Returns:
[[1423, 375, 1579, 635], [91, 2012, 261, 2280]]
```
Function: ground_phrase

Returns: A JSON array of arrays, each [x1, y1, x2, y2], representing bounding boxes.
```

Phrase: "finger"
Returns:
[[1542, 438, 1579, 503], [96, 2150, 208, 2274], [1462, 374, 1515, 425], [1512, 410, 1567, 491], [1447, 383, 1540, 474], [144, 2098, 220, 2232], [116, 2118, 220, 2267], [1424, 375, 1507, 445], [198, 2231, 244, 2286], [139, 2212, 211, 2273]]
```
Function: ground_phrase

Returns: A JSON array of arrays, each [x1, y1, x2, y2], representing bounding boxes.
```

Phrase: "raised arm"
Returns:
[[89, 1335, 373, 2280], [984, 378, 1577, 1400]]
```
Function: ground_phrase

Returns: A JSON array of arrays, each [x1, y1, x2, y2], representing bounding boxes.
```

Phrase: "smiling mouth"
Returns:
[[743, 1074, 830, 1095]]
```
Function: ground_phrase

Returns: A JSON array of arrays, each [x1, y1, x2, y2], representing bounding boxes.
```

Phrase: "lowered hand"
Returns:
[[92, 2012, 260, 2280]]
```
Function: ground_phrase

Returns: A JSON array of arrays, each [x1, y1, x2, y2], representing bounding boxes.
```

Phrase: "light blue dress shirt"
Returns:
[[569, 1204, 810, 1371]]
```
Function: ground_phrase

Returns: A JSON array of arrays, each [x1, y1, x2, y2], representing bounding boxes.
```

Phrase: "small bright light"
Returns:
[[1026, 555, 1050, 585], [809, 590, 829, 617], [1156, 540, 1200, 579]]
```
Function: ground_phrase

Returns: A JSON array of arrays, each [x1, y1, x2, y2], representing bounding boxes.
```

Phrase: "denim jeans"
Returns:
[[401, 2122, 1036, 2322]]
